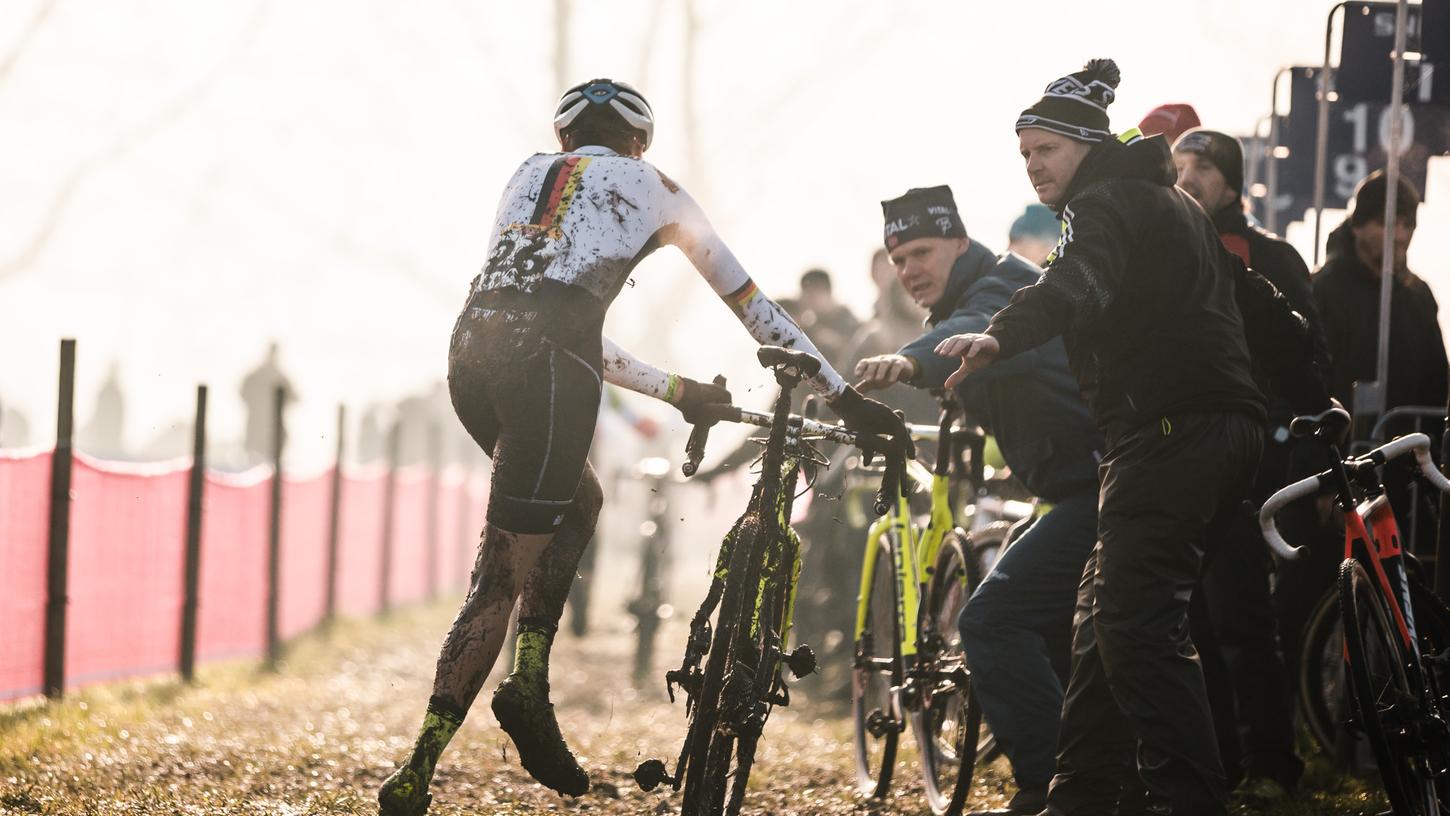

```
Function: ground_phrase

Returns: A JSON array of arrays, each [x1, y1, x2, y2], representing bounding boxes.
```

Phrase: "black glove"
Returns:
[[675, 376, 732, 424], [829, 386, 914, 457]]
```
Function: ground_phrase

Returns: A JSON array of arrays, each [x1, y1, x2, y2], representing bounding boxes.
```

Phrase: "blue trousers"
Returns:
[[958, 491, 1099, 791]]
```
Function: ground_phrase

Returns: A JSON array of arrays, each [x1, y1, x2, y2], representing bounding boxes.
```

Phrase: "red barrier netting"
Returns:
[[388, 469, 432, 607], [0, 449, 54, 702], [196, 468, 270, 662], [279, 470, 332, 641], [434, 470, 465, 594], [65, 455, 189, 689], [336, 469, 387, 617]]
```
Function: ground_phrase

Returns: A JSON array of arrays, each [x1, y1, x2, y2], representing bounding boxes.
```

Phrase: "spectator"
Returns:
[[939, 59, 1326, 816], [845, 248, 936, 424], [1173, 127, 1325, 801], [781, 269, 860, 369], [1007, 203, 1061, 266], [240, 342, 297, 464], [1313, 170, 1447, 415], [79, 359, 127, 459], [1138, 102, 1201, 143]]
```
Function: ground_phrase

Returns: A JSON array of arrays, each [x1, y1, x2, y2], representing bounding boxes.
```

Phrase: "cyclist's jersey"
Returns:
[[476, 145, 847, 399]]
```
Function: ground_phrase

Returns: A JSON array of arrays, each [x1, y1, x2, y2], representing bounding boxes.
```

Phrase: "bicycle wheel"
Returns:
[[1297, 584, 1347, 756], [1339, 558, 1439, 816], [853, 532, 902, 797], [966, 523, 1012, 764], [916, 530, 982, 816]]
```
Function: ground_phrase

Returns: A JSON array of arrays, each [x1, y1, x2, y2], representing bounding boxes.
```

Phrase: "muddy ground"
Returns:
[[0, 586, 1392, 815]]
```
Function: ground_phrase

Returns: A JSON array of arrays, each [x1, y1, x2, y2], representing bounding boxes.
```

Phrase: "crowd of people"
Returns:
[[375, 60, 1447, 816]]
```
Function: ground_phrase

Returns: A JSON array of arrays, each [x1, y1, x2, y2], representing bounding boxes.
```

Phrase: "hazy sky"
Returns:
[[1, 0, 1446, 465]]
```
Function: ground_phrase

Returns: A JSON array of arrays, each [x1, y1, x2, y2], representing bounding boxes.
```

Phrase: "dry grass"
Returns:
[[0, 596, 1393, 815]]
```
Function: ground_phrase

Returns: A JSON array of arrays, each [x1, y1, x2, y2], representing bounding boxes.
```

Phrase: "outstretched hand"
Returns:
[[854, 354, 918, 393], [935, 333, 999, 388]]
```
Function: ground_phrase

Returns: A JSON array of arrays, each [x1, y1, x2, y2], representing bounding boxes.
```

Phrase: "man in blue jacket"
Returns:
[[857, 185, 1101, 816]]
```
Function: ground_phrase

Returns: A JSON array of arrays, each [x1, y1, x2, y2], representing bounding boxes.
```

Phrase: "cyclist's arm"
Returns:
[[602, 336, 684, 403], [663, 185, 848, 399], [985, 189, 1136, 359]]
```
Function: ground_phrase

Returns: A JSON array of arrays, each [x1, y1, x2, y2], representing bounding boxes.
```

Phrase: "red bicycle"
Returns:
[[1261, 407, 1450, 815]]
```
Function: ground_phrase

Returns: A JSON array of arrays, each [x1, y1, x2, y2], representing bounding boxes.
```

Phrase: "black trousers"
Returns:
[[1193, 428, 1305, 792], [1048, 411, 1263, 816]]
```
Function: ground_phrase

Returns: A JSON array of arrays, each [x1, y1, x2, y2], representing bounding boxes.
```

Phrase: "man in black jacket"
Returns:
[[857, 185, 1101, 816], [1313, 170, 1446, 421], [1172, 128, 1324, 800], [938, 60, 1326, 816]]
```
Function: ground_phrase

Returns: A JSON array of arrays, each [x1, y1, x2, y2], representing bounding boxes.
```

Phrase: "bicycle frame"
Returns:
[[1347, 495, 1420, 662]]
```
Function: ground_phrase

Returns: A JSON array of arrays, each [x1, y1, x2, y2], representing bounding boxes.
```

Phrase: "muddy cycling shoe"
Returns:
[[377, 765, 433, 816], [491, 676, 590, 797]]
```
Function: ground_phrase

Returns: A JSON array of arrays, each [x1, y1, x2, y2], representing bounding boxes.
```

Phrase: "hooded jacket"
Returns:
[[1313, 221, 1448, 412], [984, 135, 1316, 447], [899, 241, 1100, 501]]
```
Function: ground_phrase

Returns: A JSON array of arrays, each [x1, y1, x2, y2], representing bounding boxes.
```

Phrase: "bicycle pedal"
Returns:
[[633, 758, 675, 792], [785, 644, 817, 678]]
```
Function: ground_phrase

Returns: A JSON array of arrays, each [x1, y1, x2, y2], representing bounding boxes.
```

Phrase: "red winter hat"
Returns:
[[1138, 103, 1201, 143]]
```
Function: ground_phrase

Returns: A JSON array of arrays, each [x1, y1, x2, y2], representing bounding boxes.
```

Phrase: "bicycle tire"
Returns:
[[1339, 558, 1439, 816], [1297, 584, 1346, 757], [679, 512, 770, 815], [916, 529, 984, 816], [853, 532, 902, 798]]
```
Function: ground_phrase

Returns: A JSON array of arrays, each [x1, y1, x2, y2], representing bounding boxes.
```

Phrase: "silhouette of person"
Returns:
[[240, 342, 297, 464], [80, 359, 127, 458]]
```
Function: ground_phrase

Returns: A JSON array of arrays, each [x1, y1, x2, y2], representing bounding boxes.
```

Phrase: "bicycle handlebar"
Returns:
[[680, 402, 911, 515], [1259, 432, 1450, 560]]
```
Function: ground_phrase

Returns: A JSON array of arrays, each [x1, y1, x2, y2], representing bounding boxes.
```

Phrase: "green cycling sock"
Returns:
[[511, 617, 557, 689], [405, 696, 465, 784]]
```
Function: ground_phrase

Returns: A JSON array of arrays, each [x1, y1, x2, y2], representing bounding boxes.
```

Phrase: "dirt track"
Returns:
[[0, 594, 1011, 816]]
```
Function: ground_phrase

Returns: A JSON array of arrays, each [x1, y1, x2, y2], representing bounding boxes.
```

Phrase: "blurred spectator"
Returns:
[[0, 394, 31, 448], [1312, 170, 1446, 413], [1138, 102, 1201, 143], [1006, 203, 1060, 266], [358, 403, 389, 464], [845, 249, 937, 424], [79, 359, 127, 459], [240, 342, 297, 464], [779, 268, 860, 369]]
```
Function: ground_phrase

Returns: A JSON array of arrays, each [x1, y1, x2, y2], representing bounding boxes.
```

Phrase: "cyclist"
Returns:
[[856, 185, 1101, 816], [378, 78, 908, 814], [935, 59, 1326, 816]]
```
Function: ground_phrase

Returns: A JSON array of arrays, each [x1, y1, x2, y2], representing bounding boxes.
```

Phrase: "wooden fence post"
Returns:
[[265, 385, 285, 669], [324, 405, 345, 625], [426, 422, 441, 601], [43, 338, 77, 699], [179, 385, 208, 682], [379, 417, 401, 615]]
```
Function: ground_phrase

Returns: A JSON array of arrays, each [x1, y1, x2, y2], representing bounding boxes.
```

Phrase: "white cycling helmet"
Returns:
[[554, 78, 654, 151]]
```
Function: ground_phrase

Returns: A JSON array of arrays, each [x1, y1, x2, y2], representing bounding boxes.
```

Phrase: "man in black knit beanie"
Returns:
[[936, 59, 1328, 816]]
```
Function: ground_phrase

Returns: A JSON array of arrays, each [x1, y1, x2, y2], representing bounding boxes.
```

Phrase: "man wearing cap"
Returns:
[[1008, 203, 1062, 266], [857, 186, 1101, 816], [935, 60, 1328, 816], [1314, 170, 1446, 415], [1171, 127, 1328, 801]]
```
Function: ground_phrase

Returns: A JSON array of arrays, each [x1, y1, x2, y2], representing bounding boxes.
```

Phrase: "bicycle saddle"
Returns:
[[756, 346, 822, 377], [1289, 406, 1351, 440]]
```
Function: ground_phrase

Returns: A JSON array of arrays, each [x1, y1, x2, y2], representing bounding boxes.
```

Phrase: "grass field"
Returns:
[[0, 596, 1394, 815]]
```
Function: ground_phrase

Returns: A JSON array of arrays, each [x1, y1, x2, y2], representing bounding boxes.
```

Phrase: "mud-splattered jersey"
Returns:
[[477, 145, 847, 398]]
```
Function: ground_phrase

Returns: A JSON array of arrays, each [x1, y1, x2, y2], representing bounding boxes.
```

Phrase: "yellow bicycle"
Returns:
[[851, 395, 1035, 816]]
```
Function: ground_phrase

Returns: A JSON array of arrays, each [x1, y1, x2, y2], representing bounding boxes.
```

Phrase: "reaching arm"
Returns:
[[985, 189, 1136, 359], [602, 336, 733, 422], [663, 184, 849, 398]]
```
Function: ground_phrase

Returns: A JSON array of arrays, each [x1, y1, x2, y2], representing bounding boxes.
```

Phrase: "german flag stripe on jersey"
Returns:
[[724, 279, 760, 314], [530, 155, 592, 229]]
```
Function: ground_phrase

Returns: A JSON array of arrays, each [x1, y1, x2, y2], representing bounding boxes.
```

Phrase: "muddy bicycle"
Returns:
[[1261, 407, 1450, 815], [633, 346, 909, 816]]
